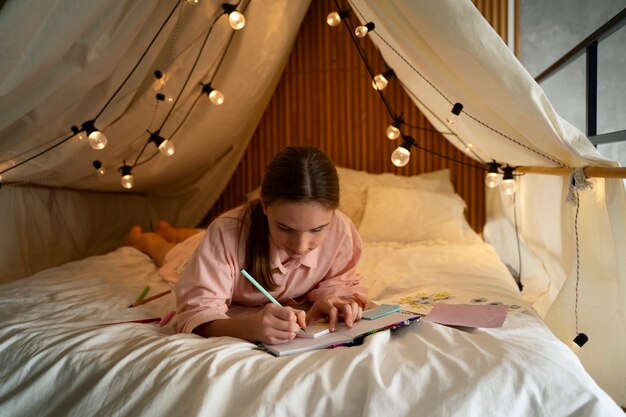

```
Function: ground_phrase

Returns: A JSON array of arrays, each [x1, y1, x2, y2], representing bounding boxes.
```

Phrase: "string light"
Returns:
[[386, 116, 404, 140], [81, 120, 108, 150], [372, 69, 395, 91], [202, 83, 225, 105], [485, 161, 502, 188], [71, 125, 86, 141], [92, 160, 106, 176], [119, 164, 134, 189], [222, 3, 245, 30], [0, 2, 185, 184], [501, 165, 516, 195], [148, 130, 175, 156], [326, 10, 349, 27], [572, 333, 588, 348], [391, 136, 416, 167], [153, 70, 168, 90], [446, 102, 464, 126], [155, 93, 174, 104], [355, 22, 375, 38]]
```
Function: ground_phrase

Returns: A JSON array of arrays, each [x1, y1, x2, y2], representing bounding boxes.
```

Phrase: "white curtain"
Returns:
[[350, 0, 625, 404]]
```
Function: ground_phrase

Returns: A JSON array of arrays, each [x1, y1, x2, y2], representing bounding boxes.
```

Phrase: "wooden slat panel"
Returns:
[[204, 0, 509, 233]]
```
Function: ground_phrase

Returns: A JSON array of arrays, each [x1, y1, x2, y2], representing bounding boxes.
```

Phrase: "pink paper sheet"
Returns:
[[423, 303, 509, 328]]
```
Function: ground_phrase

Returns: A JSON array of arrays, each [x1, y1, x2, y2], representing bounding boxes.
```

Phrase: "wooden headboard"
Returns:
[[203, 0, 512, 233]]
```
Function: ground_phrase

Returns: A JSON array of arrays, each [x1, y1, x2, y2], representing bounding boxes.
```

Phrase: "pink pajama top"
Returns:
[[174, 206, 367, 334]]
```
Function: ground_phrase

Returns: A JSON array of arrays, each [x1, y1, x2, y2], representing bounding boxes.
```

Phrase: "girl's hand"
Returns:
[[251, 303, 306, 345], [306, 295, 363, 332]]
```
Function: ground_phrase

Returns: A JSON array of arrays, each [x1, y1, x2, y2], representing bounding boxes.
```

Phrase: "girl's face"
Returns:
[[263, 201, 334, 259]]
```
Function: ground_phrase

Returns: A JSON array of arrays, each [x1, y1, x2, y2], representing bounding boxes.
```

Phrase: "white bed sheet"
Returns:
[[0, 246, 622, 417]]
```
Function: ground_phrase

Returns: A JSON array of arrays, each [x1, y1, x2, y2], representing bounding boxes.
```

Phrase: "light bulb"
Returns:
[[88, 130, 107, 150], [119, 164, 134, 189], [485, 172, 502, 188], [465, 143, 473, 153], [71, 125, 85, 141], [500, 165, 516, 195], [228, 11, 245, 30], [501, 179, 516, 195], [209, 89, 224, 105], [372, 74, 389, 91], [572, 333, 588, 349], [185, 0, 199, 3], [355, 25, 369, 38], [355, 22, 374, 38], [446, 102, 464, 126], [158, 139, 176, 156], [93, 160, 106, 176], [386, 124, 400, 140], [485, 161, 502, 188], [121, 174, 134, 189], [391, 146, 411, 167], [156, 93, 174, 104], [153, 71, 168, 91], [326, 12, 341, 27]]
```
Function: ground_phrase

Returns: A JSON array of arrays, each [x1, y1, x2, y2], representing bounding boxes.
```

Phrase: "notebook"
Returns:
[[260, 311, 420, 357]]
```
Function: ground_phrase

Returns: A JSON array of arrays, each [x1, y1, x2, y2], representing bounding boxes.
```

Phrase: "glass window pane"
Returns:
[[597, 25, 626, 135], [519, 0, 626, 78], [539, 55, 586, 134]]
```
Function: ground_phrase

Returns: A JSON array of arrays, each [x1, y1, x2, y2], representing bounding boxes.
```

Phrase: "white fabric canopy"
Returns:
[[349, 0, 625, 403], [0, 0, 311, 279], [0, 0, 624, 405]]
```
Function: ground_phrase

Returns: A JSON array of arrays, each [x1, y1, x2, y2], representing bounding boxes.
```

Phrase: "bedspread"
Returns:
[[0, 247, 622, 417]]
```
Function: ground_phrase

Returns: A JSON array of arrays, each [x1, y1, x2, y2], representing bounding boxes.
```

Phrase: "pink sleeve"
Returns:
[[306, 214, 368, 306], [175, 221, 238, 334], [158, 231, 205, 284]]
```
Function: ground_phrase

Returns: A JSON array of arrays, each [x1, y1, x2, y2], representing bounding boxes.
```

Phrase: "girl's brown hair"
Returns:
[[240, 146, 339, 290]]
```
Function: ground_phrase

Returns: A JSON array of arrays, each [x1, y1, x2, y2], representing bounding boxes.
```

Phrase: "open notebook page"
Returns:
[[262, 312, 419, 357]]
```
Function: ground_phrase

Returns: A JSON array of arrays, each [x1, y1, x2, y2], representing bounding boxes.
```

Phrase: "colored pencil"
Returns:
[[129, 289, 172, 308], [128, 285, 150, 307], [98, 317, 161, 326], [157, 310, 176, 327], [240, 268, 308, 333]]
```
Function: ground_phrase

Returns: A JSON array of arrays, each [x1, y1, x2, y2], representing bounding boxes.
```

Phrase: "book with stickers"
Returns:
[[260, 309, 420, 357]]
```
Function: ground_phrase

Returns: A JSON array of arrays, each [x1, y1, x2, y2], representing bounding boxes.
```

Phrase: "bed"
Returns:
[[0, 168, 622, 417]]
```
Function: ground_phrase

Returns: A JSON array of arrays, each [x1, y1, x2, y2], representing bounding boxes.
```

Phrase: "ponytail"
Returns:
[[239, 199, 277, 290]]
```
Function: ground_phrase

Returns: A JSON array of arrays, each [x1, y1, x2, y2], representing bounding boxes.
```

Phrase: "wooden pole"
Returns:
[[515, 166, 626, 179]]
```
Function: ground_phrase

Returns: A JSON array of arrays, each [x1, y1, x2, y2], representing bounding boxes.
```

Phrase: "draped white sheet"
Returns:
[[350, 0, 626, 404], [0, 243, 622, 417], [0, 0, 311, 280]]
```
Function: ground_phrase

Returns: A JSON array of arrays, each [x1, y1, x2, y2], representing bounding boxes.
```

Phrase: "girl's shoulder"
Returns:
[[207, 205, 249, 235], [333, 209, 357, 231]]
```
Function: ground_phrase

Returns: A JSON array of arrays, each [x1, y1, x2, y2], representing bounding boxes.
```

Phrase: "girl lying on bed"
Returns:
[[127, 145, 367, 345]]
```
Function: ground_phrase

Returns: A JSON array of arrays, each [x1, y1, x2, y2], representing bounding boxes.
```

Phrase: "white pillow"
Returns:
[[337, 166, 456, 228], [358, 186, 467, 243]]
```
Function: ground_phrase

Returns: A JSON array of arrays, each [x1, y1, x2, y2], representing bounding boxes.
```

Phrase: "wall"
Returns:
[[519, 0, 626, 167], [204, 0, 511, 232]]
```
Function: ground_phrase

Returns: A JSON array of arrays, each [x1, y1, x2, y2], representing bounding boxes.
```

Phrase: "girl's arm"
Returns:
[[193, 303, 307, 345]]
